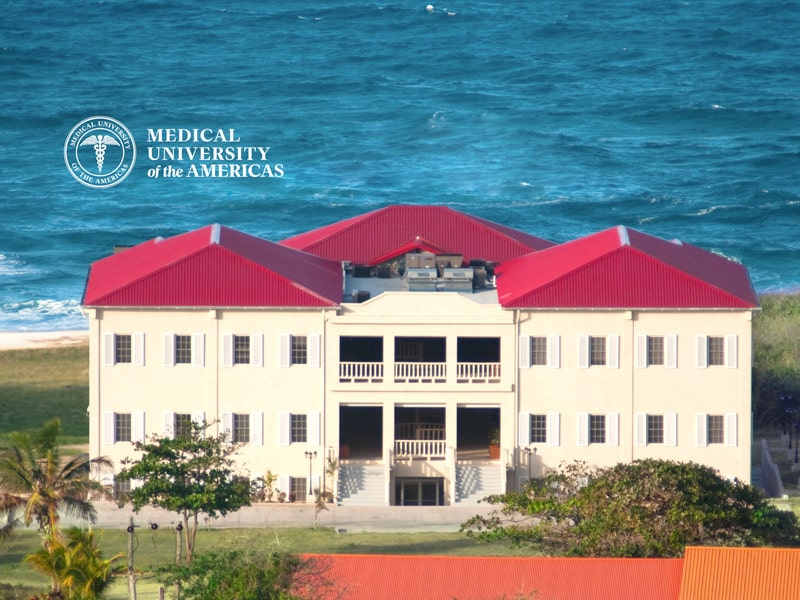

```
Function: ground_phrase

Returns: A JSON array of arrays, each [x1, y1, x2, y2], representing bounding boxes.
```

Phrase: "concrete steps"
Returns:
[[338, 463, 386, 505]]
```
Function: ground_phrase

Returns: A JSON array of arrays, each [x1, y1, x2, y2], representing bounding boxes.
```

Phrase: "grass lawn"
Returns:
[[0, 344, 89, 447]]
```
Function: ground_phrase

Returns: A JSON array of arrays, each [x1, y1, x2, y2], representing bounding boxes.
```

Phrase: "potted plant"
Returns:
[[488, 425, 501, 459]]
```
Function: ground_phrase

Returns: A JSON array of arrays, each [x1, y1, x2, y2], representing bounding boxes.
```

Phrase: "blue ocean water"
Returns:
[[1, 0, 798, 331]]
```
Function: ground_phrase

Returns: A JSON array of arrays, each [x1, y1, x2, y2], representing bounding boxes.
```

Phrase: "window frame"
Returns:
[[529, 337, 547, 366], [232, 413, 250, 443], [647, 414, 664, 444], [290, 477, 308, 502], [589, 414, 606, 444], [647, 336, 665, 366], [529, 414, 547, 444], [114, 413, 132, 443], [233, 335, 251, 365], [707, 414, 725, 444], [114, 334, 132, 364], [175, 334, 192, 364], [707, 336, 725, 366], [290, 413, 307, 443], [589, 336, 606, 366]]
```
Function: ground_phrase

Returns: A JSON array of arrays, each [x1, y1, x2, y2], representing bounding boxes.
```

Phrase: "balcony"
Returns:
[[339, 361, 384, 383], [456, 362, 501, 383], [394, 421, 446, 459], [394, 361, 446, 383]]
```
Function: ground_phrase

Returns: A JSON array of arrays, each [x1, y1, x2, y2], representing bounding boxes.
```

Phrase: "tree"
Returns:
[[26, 528, 125, 600], [116, 420, 251, 563], [462, 459, 800, 557], [0, 418, 112, 539]]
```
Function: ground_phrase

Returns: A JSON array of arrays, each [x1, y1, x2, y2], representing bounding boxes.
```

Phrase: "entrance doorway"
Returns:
[[394, 477, 445, 506]]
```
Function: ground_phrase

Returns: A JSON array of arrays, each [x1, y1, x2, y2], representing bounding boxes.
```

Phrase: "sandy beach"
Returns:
[[0, 330, 89, 351]]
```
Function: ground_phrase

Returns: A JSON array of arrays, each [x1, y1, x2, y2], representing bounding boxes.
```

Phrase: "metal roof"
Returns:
[[280, 205, 555, 265], [678, 547, 800, 600], [309, 554, 683, 600], [82, 224, 342, 307], [496, 226, 759, 309]]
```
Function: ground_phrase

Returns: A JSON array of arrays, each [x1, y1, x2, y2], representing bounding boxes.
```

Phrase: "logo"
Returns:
[[64, 116, 136, 188]]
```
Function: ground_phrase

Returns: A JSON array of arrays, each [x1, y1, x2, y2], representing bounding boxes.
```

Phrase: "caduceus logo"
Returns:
[[64, 116, 136, 188]]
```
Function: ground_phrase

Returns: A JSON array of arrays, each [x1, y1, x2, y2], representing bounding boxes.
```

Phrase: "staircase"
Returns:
[[455, 462, 502, 504], [338, 463, 386, 505]]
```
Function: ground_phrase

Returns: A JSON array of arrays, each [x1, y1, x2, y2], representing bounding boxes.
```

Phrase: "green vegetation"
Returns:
[[0, 345, 89, 446], [462, 460, 800, 557]]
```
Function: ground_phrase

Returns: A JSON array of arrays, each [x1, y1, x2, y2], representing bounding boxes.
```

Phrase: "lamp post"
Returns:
[[305, 451, 317, 496]]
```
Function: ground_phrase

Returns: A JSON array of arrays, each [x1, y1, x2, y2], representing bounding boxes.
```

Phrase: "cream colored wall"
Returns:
[[517, 309, 753, 483]]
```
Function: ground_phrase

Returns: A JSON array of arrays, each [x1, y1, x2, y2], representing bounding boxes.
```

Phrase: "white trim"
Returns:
[[665, 413, 677, 446], [192, 333, 205, 367], [636, 335, 648, 368], [222, 334, 234, 367], [696, 413, 708, 446], [279, 334, 291, 367], [192, 411, 205, 434], [279, 412, 290, 445], [222, 413, 233, 442], [635, 413, 647, 446], [163, 412, 175, 439], [133, 332, 145, 366], [133, 411, 146, 444], [518, 335, 531, 369], [278, 475, 290, 497], [103, 333, 115, 366], [163, 333, 175, 367], [577, 413, 589, 446], [103, 412, 115, 445], [308, 333, 321, 368], [518, 412, 531, 446], [696, 336, 708, 368], [307, 411, 321, 445], [547, 335, 560, 369]]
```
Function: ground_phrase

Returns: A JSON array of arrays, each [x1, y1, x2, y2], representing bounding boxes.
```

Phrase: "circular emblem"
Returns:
[[64, 116, 136, 188]]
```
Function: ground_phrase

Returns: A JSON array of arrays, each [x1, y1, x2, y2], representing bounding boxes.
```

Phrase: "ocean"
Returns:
[[1, 0, 798, 331]]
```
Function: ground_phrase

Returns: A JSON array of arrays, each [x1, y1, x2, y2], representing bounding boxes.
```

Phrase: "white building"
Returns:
[[84, 206, 758, 506]]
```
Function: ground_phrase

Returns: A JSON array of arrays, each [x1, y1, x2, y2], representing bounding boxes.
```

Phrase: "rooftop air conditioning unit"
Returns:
[[405, 268, 437, 291]]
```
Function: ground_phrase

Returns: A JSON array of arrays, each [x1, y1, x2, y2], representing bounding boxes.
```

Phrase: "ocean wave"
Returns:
[[0, 299, 87, 331]]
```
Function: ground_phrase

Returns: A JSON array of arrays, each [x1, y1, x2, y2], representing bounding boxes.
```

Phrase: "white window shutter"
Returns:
[[518, 335, 531, 369], [100, 473, 114, 487], [696, 413, 708, 446], [636, 336, 648, 368], [518, 412, 531, 446], [578, 335, 590, 369], [251, 334, 264, 367], [131, 478, 144, 490], [312, 474, 321, 495], [606, 413, 619, 446], [133, 333, 145, 366], [103, 333, 115, 366], [192, 333, 205, 367], [308, 333, 321, 368], [133, 411, 146, 444], [547, 413, 560, 446], [726, 335, 738, 369], [163, 412, 175, 439], [251, 412, 264, 445], [163, 333, 175, 366], [635, 413, 647, 446], [725, 413, 738, 447], [222, 413, 233, 442], [278, 475, 290, 497], [192, 411, 205, 435], [577, 413, 589, 446], [278, 412, 290, 445], [308, 411, 321, 445], [607, 335, 619, 369], [548, 335, 560, 369], [696, 336, 708, 368], [665, 335, 678, 369], [665, 413, 677, 446], [222, 334, 233, 367], [103, 412, 115, 445], [279, 334, 291, 367]]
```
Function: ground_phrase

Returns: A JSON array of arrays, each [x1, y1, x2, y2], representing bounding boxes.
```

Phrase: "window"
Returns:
[[291, 414, 307, 443], [707, 336, 725, 366], [115, 413, 132, 442], [115, 335, 132, 364], [590, 337, 606, 366], [291, 477, 307, 502], [589, 415, 606, 444], [233, 335, 250, 365], [233, 413, 250, 443], [647, 415, 664, 444], [114, 478, 131, 501], [174, 413, 192, 439], [175, 335, 192, 364], [291, 335, 308, 365], [530, 337, 547, 366], [707, 415, 725, 444], [530, 414, 547, 444], [647, 336, 664, 366]]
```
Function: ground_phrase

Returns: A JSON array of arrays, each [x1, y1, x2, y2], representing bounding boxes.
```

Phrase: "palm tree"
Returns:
[[0, 418, 112, 539], [27, 527, 125, 599]]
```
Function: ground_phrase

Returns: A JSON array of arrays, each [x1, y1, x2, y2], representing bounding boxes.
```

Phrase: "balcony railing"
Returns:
[[394, 362, 446, 383], [396, 423, 445, 440], [394, 439, 447, 459], [456, 362, 501, 383], [338, 361, 383, 383]]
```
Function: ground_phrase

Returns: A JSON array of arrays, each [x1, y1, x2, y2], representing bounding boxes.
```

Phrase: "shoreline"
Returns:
[[0, 330, 89, 351]]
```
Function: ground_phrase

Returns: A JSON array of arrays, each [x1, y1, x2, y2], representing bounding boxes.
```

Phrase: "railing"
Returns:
[[339, 361, 383, 382], [456, 362, 501, 382], [394, 361, 446, 382], [396, 423, 445, 440], [394, 439, 447, 458]]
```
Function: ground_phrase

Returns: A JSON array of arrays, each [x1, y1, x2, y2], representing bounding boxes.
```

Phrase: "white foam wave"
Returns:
[[0, 253, 32, 277], [0, 299, 87, 331]]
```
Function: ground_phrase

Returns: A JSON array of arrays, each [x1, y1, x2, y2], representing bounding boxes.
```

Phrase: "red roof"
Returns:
[[280, 205, 554, 265], [83, 225, 342, 307], [496, 226, 758, 309], [306, 554, 683, 600], [679, 546, 800, 600]]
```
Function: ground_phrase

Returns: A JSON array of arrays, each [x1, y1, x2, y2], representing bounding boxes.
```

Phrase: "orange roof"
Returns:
[[306, 554, 683, 600], [679, 546, 800, 600]]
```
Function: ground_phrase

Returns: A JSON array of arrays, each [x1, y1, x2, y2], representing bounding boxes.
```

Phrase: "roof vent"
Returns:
[[210, 224, 221, 245], [617, 226, 630, 246], [671, 238, 684, 246]]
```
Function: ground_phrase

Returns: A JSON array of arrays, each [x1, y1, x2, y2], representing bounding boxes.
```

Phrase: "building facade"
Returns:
[[84, 206, 758, 506]]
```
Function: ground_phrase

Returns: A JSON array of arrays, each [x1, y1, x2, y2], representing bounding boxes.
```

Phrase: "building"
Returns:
[[83, 205, 758, 506]]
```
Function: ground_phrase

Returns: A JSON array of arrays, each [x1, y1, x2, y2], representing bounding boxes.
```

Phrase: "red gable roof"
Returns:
[[308, 554, 683, 600], [679, 546, 800, 600], [280, 205, 554, 265], [496, 226, 758, 309], [83, 225, 342, 307]]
